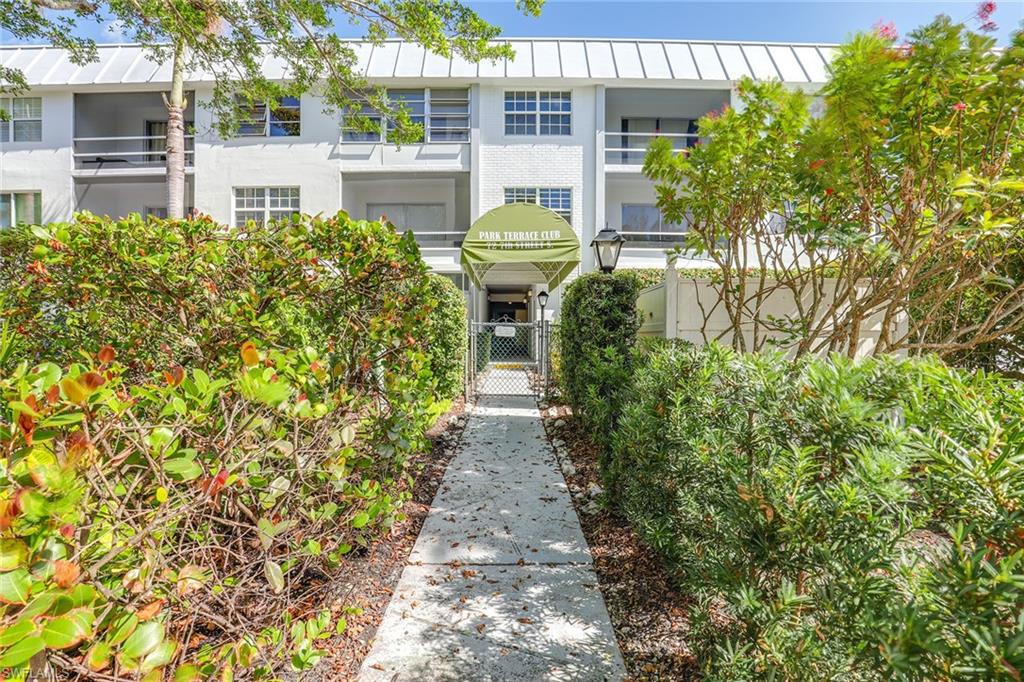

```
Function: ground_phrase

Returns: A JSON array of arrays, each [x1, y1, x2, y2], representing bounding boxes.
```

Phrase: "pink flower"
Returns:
[[873, 20, 898, 41], [977, 1, 997, 20], [979, 20, 998, 32], [953, 102, 967, 112]]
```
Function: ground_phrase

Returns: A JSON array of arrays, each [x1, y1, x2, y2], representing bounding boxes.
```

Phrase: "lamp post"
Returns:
[[591, 225, 626, 273], [537, 290, 549, 388]]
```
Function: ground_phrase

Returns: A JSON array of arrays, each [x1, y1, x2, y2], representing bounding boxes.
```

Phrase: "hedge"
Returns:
[[423, 274, 467, 401], [603, 342, 1024, 679], [0, 212, 443, 677], [556, 271, 645, 459]]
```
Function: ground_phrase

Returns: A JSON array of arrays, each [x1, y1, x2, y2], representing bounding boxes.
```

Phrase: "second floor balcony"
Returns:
[[603, 87, 727, 173], [73, 91, 195, 177]]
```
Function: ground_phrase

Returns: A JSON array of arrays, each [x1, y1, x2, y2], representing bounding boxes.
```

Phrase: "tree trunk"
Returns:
[[165, 41, 187, 219]]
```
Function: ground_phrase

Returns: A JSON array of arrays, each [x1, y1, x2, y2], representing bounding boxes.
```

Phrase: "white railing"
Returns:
[[73, 135, 195, 170], [604, 131, 700, 166], [620, 230, 689, 246], [399, 229, 468, 249]]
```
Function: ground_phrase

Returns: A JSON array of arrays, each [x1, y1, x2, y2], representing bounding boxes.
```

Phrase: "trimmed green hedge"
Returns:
[[423, 274, 467, 401], [604, 342, 1024, 679], [556, 271, 644, 457]]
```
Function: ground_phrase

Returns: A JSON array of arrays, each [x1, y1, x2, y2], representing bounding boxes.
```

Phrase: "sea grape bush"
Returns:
[[0, 212, 449, 678], [607, 343, 1024, 679]]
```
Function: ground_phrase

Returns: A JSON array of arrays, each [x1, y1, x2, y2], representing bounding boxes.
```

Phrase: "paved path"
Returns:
[[360, 395, 625, 681]]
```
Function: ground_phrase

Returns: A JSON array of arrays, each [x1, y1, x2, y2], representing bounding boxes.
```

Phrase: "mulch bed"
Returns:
[[313, 397, 468, 681], [540, 401, 698, 681]]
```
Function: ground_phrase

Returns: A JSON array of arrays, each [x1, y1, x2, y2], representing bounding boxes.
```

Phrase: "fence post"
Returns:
[[665, 258, 679, 340]]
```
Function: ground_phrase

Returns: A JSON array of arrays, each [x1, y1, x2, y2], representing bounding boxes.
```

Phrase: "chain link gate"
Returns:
[[466, 320, 551, 400]]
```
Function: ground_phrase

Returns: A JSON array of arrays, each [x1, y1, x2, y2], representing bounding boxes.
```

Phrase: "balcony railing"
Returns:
[[73, 135, 195, 171], [400, 229, 467, 249], [604, 132, 700, 167], [620, 230, 689, 247]]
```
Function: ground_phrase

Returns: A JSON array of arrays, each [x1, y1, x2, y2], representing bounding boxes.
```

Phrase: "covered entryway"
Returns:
[[460, 203, 581, 399]]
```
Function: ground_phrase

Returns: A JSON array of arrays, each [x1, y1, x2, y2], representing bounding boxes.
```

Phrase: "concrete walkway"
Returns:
[[360, 395, 625, 681]]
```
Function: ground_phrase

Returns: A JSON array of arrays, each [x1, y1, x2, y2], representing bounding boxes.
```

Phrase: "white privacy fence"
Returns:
[[636, 263, 906, 358]]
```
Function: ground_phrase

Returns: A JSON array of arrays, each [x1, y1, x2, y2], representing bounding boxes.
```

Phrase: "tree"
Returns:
[[646, 16, 1024, 363], [3, 0, 543, 218]]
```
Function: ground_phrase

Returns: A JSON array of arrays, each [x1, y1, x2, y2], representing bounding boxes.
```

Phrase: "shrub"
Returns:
[[556, 271, 643, 455], [607, 343, 1024, 679], [0, 211, 431, 376], [0, 212, 444, 677], [422, 275, 467, 401], [0, 346, 441, 677]]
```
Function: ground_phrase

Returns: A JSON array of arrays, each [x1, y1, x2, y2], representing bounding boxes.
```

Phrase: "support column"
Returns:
[[665, 257, 679, 340], [589, 84, 606, 276]]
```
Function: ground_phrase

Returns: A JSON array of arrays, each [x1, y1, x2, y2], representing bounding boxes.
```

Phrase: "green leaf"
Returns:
[[0, 568, 32, 605], [85, 641, 112, 672], [41, 607, 95, 649], [164, 456, 203, 482], [0, 539, 29, 571], [174, 664, 202, 682], [120, 620, 164, 661], [0, 618, 37, 648], [264, 560, 285, 594], [340, 424, 356, 446], [106, 612, 139, 647], [0, 635, 45, 668], [140, 639, 177, 674], [351, 512, 369, 529]]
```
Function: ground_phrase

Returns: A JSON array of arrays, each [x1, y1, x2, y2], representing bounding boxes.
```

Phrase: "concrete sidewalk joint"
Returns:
[[360, 395, 625, 681]]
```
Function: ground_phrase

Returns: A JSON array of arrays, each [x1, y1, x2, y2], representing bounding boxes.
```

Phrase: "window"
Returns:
[[233, 187, 300, 226], [341, 89, 469, 143], [504, 91, 571, 136], [367, 203, 446, 230], [0, 192, 42, 229], [0, 97, 42, 142], [504, 187, 572, 224], [237, 97, 301, 137], [621, 203, 688, 242]]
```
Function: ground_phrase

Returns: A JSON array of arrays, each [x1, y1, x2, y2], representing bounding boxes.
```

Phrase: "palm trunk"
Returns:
[[164, 40, 187, 219]]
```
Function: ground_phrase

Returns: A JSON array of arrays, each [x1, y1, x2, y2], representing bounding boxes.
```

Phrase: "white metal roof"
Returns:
[[0, 39, 836, 87]]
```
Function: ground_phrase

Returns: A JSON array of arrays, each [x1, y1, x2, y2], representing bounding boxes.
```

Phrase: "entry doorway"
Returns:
[[486, 286, 532, 322]]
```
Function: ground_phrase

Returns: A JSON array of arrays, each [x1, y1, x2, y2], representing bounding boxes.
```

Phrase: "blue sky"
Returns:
[[3, 1, 1022, 46]]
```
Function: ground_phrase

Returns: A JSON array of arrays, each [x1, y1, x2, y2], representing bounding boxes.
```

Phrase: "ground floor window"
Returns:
[[144, 206, 195, 219], [503, 187, 572, 224], [233, 187, 300, 226], [0, 191, 42, 228]]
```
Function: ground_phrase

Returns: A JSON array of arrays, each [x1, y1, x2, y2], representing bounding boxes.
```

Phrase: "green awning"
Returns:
[[459, 203, 581, 288]]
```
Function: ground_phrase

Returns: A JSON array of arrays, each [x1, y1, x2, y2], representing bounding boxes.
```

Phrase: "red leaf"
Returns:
[[53, 559, 80, 588], [98, 345, 115, 365]]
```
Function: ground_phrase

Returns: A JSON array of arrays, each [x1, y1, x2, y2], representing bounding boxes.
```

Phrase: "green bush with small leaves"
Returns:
[[422, 275, 467, 401], [556, 271, 644, 457], [606, 343, 1024, 679]]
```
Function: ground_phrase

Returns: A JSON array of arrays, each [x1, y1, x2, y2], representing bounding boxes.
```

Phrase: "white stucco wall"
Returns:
[[476, 84, 597, 281], [191, 87, 341, 223], [0, 90, 75, 222]]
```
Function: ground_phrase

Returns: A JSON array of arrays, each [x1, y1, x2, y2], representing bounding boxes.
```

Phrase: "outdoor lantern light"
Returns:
[[537, 290, 549, 309], [591, 225, 626, 273]]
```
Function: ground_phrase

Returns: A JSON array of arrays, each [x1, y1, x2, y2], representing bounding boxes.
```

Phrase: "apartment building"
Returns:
[[0, 39, 832, 318]]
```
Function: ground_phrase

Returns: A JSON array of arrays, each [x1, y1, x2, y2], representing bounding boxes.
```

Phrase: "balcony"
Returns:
[[72, 91, 195, 177], [73, 134, 194, 176], [603, 87, 728, 173], [604, 131, 699, 170]]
